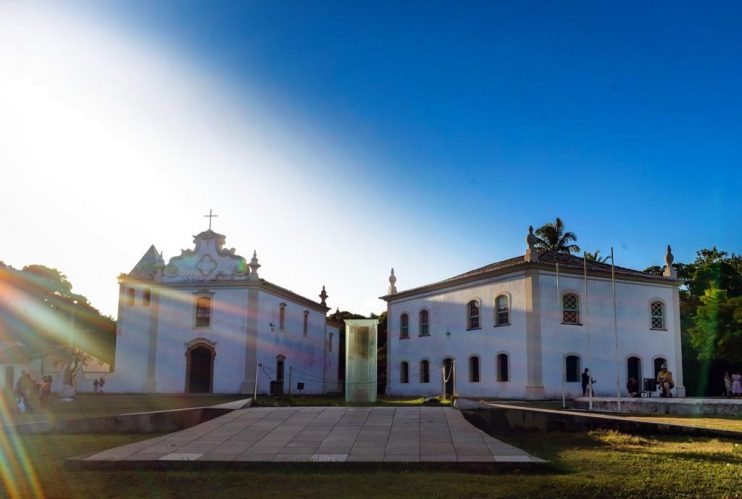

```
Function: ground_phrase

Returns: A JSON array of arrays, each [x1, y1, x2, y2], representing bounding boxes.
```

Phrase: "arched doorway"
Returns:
[[186, 344, 215, 393], [442, 358, 455, 398], [627, 356, 642, 383]]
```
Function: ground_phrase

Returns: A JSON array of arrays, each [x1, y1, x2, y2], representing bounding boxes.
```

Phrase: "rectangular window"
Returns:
[[279, 303, 286, 330], [303, 311, 309, 336], [195, 296, 211, 328], [328, 332, 333, 352], [401, 362, 409, 383], [143, 289, 151, 307], [565, 355, 580, 382], [562, 294, 580, 324]]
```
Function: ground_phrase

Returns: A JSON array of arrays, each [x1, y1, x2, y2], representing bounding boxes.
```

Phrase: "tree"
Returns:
[[584, 250, 609, 263], [534, 217, 580, 254], [688, 288, 742, 364], [57, 346, 92, 387]]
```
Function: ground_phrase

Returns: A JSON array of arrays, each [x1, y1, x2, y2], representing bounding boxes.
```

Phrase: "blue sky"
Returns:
[[1, 2, 740, 317], [100, 0, 742, 250]]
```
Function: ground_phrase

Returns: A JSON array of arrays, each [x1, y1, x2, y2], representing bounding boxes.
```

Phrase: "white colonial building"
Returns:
[[382, 227, 684, 400], [109, 226, 341, 395]]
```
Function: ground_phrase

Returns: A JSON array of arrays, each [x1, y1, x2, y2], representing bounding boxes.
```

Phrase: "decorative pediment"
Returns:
[[160, 230, 248, 283]]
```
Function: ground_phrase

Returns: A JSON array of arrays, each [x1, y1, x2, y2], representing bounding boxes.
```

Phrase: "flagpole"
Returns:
[[611, 247, 622, 412], [584, 252, 593, 411]]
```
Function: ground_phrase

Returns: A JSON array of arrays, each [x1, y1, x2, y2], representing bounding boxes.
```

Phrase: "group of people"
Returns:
[[582, 364, 677, 398], [723, 371, 742, 397], [14, 371, 53, 413]]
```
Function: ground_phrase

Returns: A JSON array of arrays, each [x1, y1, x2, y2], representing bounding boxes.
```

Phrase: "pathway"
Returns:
[[75, 406, 544, 465]]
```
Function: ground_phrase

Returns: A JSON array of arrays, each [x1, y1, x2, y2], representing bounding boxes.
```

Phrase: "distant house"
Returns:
[[109, 226, 340, 395], [381, 228, 684, 400]]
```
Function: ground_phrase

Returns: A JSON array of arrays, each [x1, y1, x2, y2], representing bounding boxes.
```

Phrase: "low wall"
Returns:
[[572, 397, 742, 416], [6, 400, 251, 434], [461, 402, 742, 440]]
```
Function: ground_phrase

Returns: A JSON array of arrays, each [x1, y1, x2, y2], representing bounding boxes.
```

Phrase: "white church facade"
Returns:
[[110, 226, 341, 395], [382, 227, 684, 400]]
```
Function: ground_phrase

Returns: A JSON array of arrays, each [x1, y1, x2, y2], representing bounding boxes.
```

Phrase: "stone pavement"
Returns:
[[76, 406, 544, 465]]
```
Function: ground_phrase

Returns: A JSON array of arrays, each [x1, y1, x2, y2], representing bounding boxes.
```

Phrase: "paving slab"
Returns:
[[71, 406, 546, 469]]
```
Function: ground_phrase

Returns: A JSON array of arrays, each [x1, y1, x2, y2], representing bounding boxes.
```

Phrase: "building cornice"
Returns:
[[125, 278, 329, 313], [381, 261, 681, 303]]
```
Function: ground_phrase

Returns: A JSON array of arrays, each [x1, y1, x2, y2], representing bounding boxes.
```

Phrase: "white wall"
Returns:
[[538, 273, 680, 398], [387, 269, 682, 399], [388, 273, 528, 398], [254, 290, 331, 395]]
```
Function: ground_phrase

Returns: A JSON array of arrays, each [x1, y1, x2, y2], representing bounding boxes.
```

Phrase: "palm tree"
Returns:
[[534, 217, 580, 254], [585, 250, 609, 263]]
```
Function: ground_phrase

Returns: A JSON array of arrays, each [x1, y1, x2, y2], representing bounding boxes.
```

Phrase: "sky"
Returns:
[[1, 1, 740, 319]]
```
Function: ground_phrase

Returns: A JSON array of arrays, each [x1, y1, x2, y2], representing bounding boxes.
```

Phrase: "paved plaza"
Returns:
[[76, 406, 544, 465]]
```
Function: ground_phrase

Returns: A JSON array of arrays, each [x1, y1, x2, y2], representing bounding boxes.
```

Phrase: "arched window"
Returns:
[[279, 303, 286, 330], [127, 288, 135, 306], [495, 295, 509, 326], [467, 300, 480, 330], [562, 293, 580, 324], [654, 357, 667, 378], [469, 356, 480, 382], [420, 360, 430, 383], [400, 313, 409, 339], [195, 296, 211, 328], [419, 310, 429, 336], [565, 355, 580, 382], [497, 353, 509, 382], [303, 310, 309, 336], [650, 301, 665, 330], [400, 361, 409, 384], [143, 289, 151, 307]]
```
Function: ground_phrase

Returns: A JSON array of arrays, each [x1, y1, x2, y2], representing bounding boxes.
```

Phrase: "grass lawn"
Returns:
[[3, 430, 740, 498], [2, 393, 247, 425], [626, 415, 742, 432]]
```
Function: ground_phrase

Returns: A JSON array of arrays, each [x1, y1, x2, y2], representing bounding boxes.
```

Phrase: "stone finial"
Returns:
[[663, 245, 676, 278], [319, 285, 328, 307], [525, 225, 539, 263], [388, 268, 397, 294], [248, 250, 261, 281]]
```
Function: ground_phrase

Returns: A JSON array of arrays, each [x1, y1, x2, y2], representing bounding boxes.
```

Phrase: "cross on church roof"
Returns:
[[204, 209, 218, 230]]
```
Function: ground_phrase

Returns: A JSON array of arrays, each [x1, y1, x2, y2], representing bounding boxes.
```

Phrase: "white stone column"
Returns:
[[142, 288, 160, 393], [240, 286, 259, 394], [525, 270, 545, 399], [671, 285, 685, 397]]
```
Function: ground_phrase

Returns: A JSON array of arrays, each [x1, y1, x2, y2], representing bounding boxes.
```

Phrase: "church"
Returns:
[[109, 218, 341, 395], [382, 227, 685, 400]]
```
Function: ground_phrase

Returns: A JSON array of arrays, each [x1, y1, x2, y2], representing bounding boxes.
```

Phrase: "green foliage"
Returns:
[[0, 264, 116, 365], [534, 217, 581, 254], [689, 288, 742, 364]]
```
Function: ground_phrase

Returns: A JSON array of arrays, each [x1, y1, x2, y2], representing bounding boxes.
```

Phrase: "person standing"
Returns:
[[581, 368, 591, 396], [723, 371, 732, 397], [732, 371, 742, 398]]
